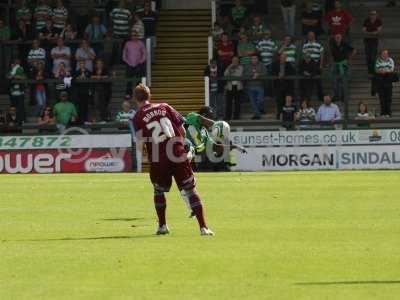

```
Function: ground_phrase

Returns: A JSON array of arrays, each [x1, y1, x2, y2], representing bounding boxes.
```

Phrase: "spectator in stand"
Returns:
[[281, 95, 297, 130], [54, 62, 71, 96], [224, 56, 244, 120], [53, 91, 78, 132], [34, 0, 52, 34], [110, 0, 133, 39], [32, 61, 48, 116], [6, 106, 19, 127], [91, 59, 110, 123], [51, 38, 71, 76], [74, 60, 92, 123], [249, 15, 267, 43], [316, 95, 341, 123], [256, 30, 278, 73], [38, 19, 58, 49], [132, 13, 145, 40], [325, 0, 353, 40], [212, 22, 224, 41], [363, 10, 382, 74], [7, 59, 26, 124], [84, 15, 108, 46], [271, 52, 296, 119], [217, 32, 235, 72], [60, 22, 78, 42], [0, 18, 11, 41], [116, 100, 136, 134], [301, 1, 323, 36], [244, 55, 266, 120], [75, 39, 96, 72], [140, 1, 157, 61], [14, 19, 32, 41], [38, 106, 55, 126], [330, 33, 356, 102], [220, 16, 234, 38], [299, 52, 323, 102], [16, 0, 32, 28], [27, 39, 47, 69], [231, 0, 248, 28], [52, 0, 68, 35], [123, 30, 146, 97], [356, 102, 374, 128], [281, 0, 296, 36], [296, 99, 316, 127], [204, 59, 225, 120], [278, 35, 297, 66], [375, 49, 396, 118], [302, 31, 324, 68], [237, 33, 256, 65]]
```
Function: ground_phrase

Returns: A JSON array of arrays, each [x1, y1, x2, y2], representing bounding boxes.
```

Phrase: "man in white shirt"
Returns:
[[51, 38, 71, 75]]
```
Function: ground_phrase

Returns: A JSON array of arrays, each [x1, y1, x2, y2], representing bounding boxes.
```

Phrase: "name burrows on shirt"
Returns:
[[142, 109, 167, 123]]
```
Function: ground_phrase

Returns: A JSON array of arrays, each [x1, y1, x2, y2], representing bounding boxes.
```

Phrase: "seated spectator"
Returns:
[[224, 56, 244, 120], [27, 39, 47, 70], [60, 23, 78, 42], [123, 31, 146, 97], [296, 99, 316, 127], [54, 62, 72, 95], [74, 60, 92, 123], [7, 59, 26, 125], [0, 18, 11, 41], [299, 53, 323, 101], [249, 15, 267, 43], [316, 95, 341, 122], [301, 1, 323, 36], [32, 61, 48, 116], [244, 55, 266, 119], [38, 106, 55, 126], [75, 39, 96, 72], [52, 0, 68, 35], [132, 13, 145, 39], [256, 30, 278, 73], [16, 0, 32, 28], [53, 91, 78, 132], [204, 59, 225, 120], [91, 59, 110, 123], [325, 0, 353, 38], [330, 33, 356, 102], [363, 10, 382, 74], [231, 0, 248, 28], [356, 102, 374, 128], [217, 33, 235, 71], [375, 49, 396, 118], [237, 34, 256, 65], [33, 0, 52, 34], [110, 0, 133, 39], [278, 35, 297, 65], [51, 38, 71, 76], [281, 95, 297, 130], [6, 106, 18, 127], [116, 100, 136, 134], [271, 53, 296, 119], [281, 0, 296, 36]]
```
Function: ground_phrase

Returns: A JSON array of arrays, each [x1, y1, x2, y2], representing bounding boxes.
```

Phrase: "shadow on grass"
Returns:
[[102, 217, 145, 222], [2, 234, 157, 243], [294, 280, 400, 286]]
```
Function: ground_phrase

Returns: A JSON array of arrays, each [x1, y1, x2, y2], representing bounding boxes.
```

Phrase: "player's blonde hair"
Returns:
[[134, 84, 151, 102]]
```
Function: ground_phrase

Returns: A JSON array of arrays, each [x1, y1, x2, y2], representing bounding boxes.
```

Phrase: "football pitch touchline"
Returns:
[[294, 280, 400, 286]]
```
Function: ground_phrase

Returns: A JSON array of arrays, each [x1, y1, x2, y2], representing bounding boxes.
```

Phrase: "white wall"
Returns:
[[162, 0, 210, 9]]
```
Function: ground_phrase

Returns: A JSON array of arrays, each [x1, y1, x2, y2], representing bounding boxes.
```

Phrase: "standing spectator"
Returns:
[[204, 59, 225, 120], [299, 53, 323, 101], [296, 99, 316, 127], [75, 0, 94, 37], [110, 0, 133, 39], [375, 50, 396, 117], [231, 0, 247, 28], [278, 35, 297, 66], [52, 0, 68, 35], [38, 106, 55, 126], [301, 1, 323, 36], [224, 56, 244, 120], [84, 15, 108, 45], [237, 34, 256, 65], [7, 59, 26, 124], [16, 0, 32, 27], [91, 59, 110, 123], [217, 33, 235, 72], [33, 0, 52, 34], [271, 53, 296, 119], [325, 0, 353, 38], [140, 1, 157, 61], [123, 31, 146, 97], [212, 22, 224, 41], [363, 10, 382, 74], [54, 62, 71, 96], [74, 60, 92, 123], [32, 61, 48, 116], [244, 55, 266, 119], [51, 38, 71, 76], [27, 39, 47, 69], [131, 13, 145, 40], [249, 15, 267, 43], [316, 95, 342, 122], [281, 95, 297, 130], [256, 30, 278, 73], [0, 18, 11, 41], [75, 39, 96, 72], [53, 91, 78, 132], [14, 19, 32, 41], [330, 33, 356, 102], [38, 19, 58, 47], [302, 31, 324, 68], [220, 16, 234, 37], [281, 0, 296, 36]]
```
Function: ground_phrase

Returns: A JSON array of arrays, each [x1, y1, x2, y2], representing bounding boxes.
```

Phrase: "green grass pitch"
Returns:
[[1, 171, 400, 300]]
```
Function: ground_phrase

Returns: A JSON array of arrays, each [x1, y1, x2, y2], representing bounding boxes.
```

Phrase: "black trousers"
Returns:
[[364, 38, 379, 74], [378, 83, 393, 116], [300, 79, 324, 102], [10, 94, 25, 124], [225, 87, 242, 120], [76, 92, 91, 123], [126, 64, 145, 96]]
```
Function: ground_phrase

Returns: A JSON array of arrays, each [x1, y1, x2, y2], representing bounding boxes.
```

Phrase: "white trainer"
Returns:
[[200, 227, 214, 236], [156, 224, 170, 235]]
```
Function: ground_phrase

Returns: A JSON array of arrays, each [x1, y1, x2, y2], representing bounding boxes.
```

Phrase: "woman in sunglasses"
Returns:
[[38, 106, 55, 125]]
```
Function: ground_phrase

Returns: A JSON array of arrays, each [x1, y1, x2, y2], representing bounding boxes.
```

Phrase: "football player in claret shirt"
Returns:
[[132, 84, 214, 236]]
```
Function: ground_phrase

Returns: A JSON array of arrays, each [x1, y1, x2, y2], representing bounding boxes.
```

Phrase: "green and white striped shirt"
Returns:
[[52, 6, 68, 30], [34, 5, 52, 31], [110, 8, 132, 37], [27, 48, 46, 63], [256, 38, 278, 66], [281, 43, 297, 63], [116, 110, 136, 122], [16, 7, 32, 24], [375, 57, 395, 73], [302, 40, 324, 62]]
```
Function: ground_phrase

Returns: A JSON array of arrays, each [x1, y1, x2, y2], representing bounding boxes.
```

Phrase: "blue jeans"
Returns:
[[248, 86, 265, 117], [281, 5, 296, 36], [35, 89, 47, 116]]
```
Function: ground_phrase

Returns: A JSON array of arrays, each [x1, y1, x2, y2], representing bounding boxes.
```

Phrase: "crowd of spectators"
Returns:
[[0, 0, 158, 131], [208, 0, 398, 127]]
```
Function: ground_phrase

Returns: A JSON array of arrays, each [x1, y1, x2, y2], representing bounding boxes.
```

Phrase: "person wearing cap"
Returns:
[[363, 10, 383, 74], [123, 30, 146, 97], [53, 91, 78, 132]]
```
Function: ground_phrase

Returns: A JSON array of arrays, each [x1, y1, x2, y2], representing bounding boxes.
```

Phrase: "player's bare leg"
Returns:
[[154, 189, 169, 235], [184, 188, 214, 236]]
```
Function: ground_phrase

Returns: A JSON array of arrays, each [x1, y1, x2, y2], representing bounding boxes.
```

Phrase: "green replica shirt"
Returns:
[[53, 101, 77, 126], [185, 112, 212, 154]]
